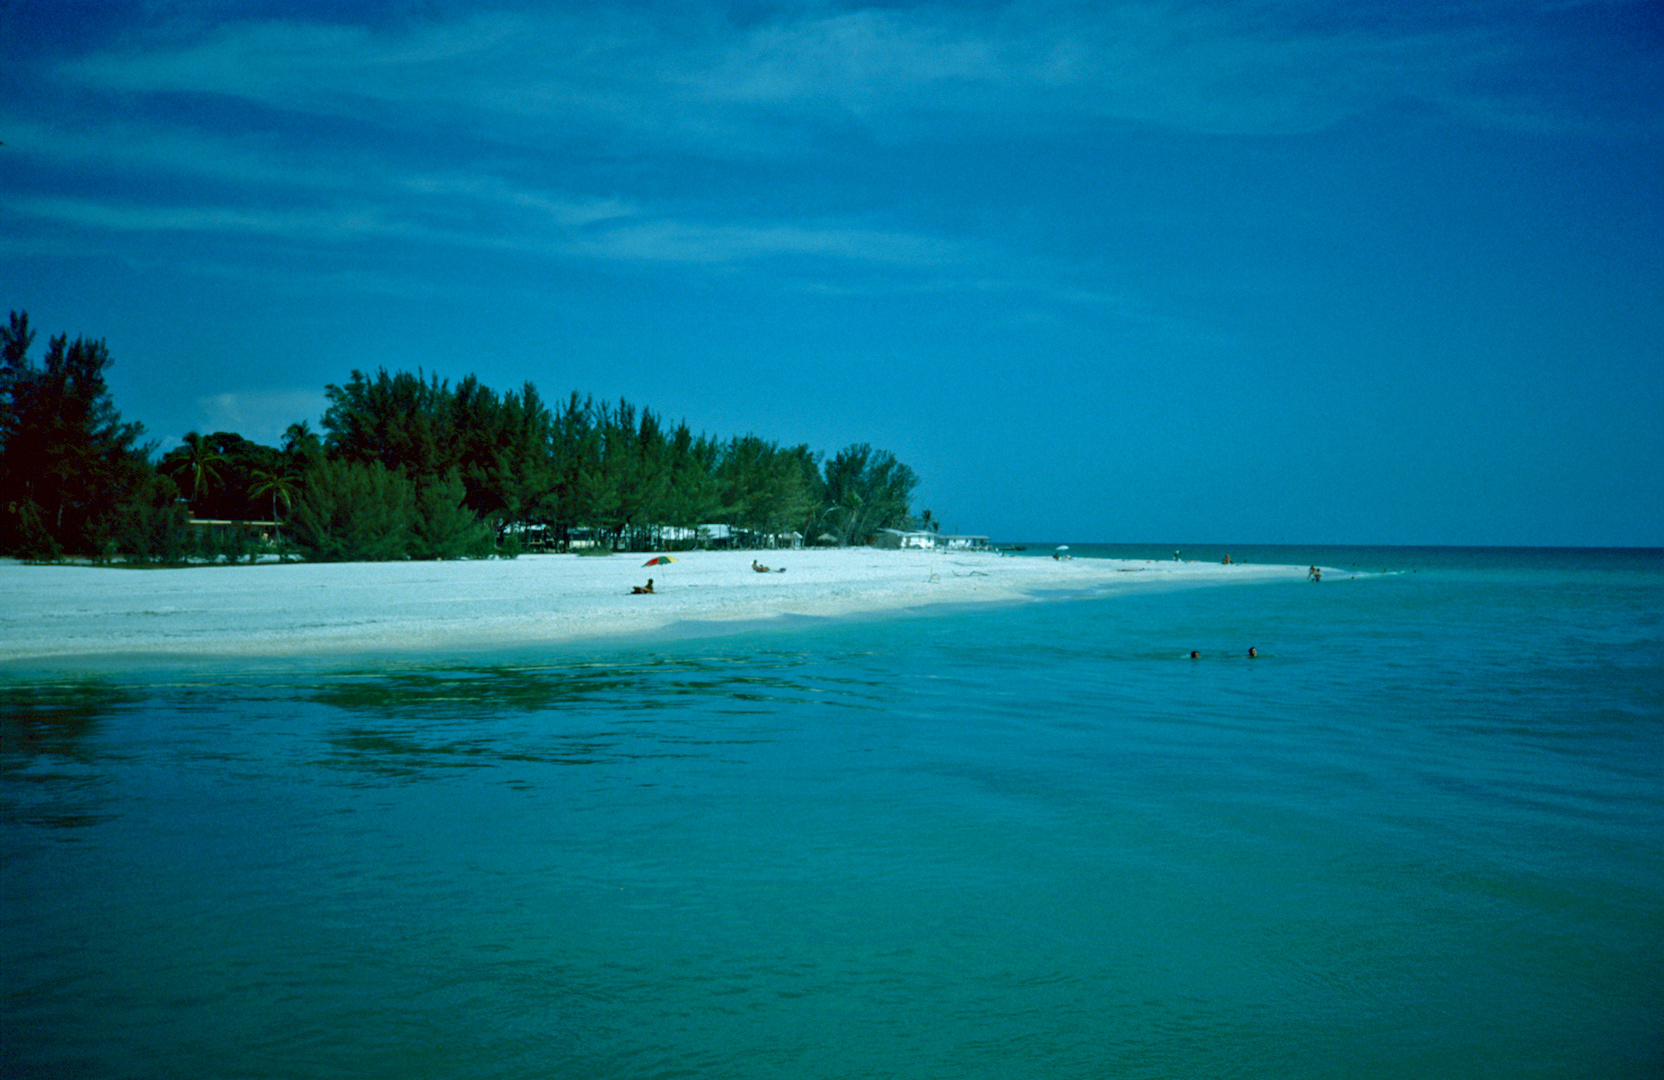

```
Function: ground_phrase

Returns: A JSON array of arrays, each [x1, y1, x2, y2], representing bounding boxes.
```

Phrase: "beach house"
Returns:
[[871, 529, 990, 551], [872, 528, 936, 550]]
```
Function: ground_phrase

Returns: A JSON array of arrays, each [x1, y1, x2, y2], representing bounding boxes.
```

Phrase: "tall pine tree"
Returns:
[[0, 311, 151, 557]]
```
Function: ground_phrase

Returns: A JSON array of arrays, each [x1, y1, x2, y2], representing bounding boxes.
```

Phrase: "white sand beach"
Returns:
[[0, 550, 1319, 662]]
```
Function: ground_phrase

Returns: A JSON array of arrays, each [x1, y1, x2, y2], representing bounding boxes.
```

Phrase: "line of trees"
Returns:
[[0, 311, 923, 563]]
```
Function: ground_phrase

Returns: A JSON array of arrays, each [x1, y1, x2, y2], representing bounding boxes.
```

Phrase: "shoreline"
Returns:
[[0, 550, 1325, 665]]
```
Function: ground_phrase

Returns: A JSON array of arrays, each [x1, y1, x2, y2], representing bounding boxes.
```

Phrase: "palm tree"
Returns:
[[820, 495, 864, 547], [173, 431, 226, 509], [248, 467, 299, 540], [282, 421, 322, 462]]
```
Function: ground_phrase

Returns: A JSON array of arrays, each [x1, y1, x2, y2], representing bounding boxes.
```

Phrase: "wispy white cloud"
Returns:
[[571, 219, 958, 266], [64, 14, 529, 116], [0, 116, 341, 191], [54, 2, 1617, 145], [0, 112, 639, 226], [15, 1, 1649, 309], [395, 175, 637, 229], [5, 188, 955, 273], [7, 194, 410, 241]]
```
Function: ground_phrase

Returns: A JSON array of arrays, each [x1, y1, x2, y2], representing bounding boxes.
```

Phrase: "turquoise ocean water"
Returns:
[[3, 546, 1661, 1078]]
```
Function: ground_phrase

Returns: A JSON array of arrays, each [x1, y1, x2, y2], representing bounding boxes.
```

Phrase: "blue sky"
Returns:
[[3, 0, 1659, 545]]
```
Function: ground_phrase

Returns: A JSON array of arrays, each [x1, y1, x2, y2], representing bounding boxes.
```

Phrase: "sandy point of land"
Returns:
[[0, 549, 1320, 662]]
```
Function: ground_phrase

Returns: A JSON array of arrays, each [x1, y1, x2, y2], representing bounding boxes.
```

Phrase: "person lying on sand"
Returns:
[[752, 560, 785, 573], [631, 578, 654, 594]]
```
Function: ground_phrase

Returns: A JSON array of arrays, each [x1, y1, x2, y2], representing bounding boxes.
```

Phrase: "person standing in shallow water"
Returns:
[[1248, 647, 1257, 658]]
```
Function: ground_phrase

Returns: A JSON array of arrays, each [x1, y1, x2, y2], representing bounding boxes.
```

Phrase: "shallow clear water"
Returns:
[[4, 547, 1662, 1078]]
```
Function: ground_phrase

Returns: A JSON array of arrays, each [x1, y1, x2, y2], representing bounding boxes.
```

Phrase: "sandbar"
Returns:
[[0, 550, 1321, 664]]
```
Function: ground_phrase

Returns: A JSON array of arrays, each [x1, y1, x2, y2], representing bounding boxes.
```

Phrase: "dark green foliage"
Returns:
[[289, 459, 416, 562], [159, 431, 224, 509], [309, 384, 921, 553], [282, 421, 324, 472], [323, 369, 559, 526], [158, 431, 280, 521], [453, 377, 558, 524], [411, 471, 492, 560], [248, 466, 300, 534], [209, 524, 257, 565], [1, 309, 926, 563], [5, 499, 60, 561], [113, 472, 191, 564], [716, 435, 819, 539], [0, 311, 153, 557], [658, 423, 721, 532], [822, 443, 919, 546], [323, 369, 455, 481]]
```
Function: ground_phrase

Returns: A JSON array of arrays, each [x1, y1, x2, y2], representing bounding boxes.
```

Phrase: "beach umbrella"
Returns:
[[643, 555, 677, 566]]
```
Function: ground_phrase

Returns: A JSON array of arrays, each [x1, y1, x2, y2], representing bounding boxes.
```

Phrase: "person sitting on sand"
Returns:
[[752, 560, 770, 573], [631, 578, 654, 594], [1222, 554, 1232, 565]]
